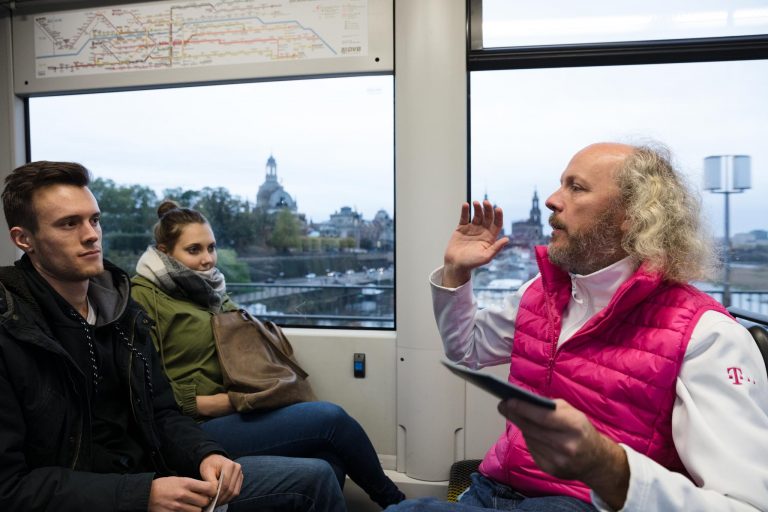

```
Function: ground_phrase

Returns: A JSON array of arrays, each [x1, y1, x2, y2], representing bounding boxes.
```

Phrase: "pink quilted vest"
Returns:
[[478, 246, 729, 502]]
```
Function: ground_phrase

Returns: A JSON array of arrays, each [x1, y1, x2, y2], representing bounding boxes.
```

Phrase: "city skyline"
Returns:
[[90, 168, 393, 227], [471, 60, 766, 238], [28, 61, 765, 238], [28, 75, 395, 224]]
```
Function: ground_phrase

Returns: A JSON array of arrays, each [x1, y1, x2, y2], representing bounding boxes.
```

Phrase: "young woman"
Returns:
[[131, 200, 405, 509]]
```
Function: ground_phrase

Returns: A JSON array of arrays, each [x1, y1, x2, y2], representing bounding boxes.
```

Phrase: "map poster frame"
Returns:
[[12, 0, 392, 96]]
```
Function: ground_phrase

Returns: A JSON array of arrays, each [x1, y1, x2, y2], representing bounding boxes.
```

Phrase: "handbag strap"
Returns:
[[238, 310, 309, 379]]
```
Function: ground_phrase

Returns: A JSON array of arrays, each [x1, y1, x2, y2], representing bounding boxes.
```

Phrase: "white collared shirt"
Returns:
[[86, 297, 97, 325], [430, 259, 768, 511]]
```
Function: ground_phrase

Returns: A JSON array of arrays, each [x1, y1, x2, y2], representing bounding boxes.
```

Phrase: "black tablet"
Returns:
[[441, 360, 556, 409]]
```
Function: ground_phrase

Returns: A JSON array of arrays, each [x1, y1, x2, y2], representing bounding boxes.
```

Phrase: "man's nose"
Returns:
[[545, 190, 562, 212], [82, 223, 100, 243]]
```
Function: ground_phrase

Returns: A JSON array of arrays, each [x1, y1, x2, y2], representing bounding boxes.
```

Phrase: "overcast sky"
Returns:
[[484, 0, 768, 47], [28, 1, 767, 237], [29, 76, 394, 224], [29, 60, 766, 238], [474, 0, 768, 238], [470, 60, 767, 238]]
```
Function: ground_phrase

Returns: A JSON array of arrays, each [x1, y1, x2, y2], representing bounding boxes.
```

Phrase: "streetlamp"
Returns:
[[703, 155, 751, 307]]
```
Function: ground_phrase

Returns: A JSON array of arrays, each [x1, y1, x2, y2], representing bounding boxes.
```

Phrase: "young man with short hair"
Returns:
[[0, 161, 346, 512]]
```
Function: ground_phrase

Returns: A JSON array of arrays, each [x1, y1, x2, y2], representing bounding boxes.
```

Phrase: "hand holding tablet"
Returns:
[[441, 360, 556, 410]]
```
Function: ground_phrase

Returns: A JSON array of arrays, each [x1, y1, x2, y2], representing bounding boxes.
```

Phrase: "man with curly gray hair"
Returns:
[[546, 143, 717, 284], [391, 142, 768, 512]]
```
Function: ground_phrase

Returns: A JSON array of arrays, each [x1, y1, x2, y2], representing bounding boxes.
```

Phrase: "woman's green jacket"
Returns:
[[130, 274, 238, 419]]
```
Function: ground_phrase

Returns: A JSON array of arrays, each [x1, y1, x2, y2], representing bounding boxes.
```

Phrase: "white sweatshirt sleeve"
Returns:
[[592, 310, 768, 511], [429, 266, 535, 369]]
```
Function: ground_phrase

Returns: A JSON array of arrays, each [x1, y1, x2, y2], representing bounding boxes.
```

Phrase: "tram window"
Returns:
[[481, 0, 768, 47], [469, 60, 768, 315], [29, 76, 395, 329]]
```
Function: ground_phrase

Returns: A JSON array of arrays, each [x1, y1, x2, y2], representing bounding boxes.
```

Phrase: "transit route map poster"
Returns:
[[34, 0, 368, 78]]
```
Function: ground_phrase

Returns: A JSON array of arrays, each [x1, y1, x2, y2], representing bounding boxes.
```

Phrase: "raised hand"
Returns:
[[443, 200, 509, 287]]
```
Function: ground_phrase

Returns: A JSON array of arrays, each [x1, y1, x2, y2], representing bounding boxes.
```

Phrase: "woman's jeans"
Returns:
[[385, 473, 597, 512], [230, 455, 346, 512], [202, 401, 403, 507]]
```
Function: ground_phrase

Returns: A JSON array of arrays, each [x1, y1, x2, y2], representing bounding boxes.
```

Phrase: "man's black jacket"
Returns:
[[0, 260, 225, 511]]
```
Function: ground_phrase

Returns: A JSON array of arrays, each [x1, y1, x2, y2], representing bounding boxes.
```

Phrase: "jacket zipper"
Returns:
[[542, 286, 558, 390], [126, 313, 140, 427], [125, 310, 161, 470], [70, 384, 84, 469]]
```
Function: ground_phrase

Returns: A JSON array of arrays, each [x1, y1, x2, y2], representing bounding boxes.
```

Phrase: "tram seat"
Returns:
[[446, 459, 482, 502], [727, 307, 768, 376]]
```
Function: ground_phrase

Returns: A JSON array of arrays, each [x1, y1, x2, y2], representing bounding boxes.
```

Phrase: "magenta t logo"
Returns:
[[727, 367, 744, 385]]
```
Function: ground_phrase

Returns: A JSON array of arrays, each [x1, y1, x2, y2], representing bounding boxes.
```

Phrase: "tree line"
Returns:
[[89, 178, 357, 281]]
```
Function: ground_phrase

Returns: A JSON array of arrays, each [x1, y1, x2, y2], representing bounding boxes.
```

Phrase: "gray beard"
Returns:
[[547, 210, 626, 275]]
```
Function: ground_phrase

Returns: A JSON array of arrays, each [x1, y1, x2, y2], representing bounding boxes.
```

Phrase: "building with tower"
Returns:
[[510, 190, 547, 247], [256, 155, 298, 214]]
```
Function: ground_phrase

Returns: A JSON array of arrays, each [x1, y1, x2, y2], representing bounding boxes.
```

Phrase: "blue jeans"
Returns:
[[385, 473, 596, 512], [202, 401, 404, 507], [229, 455, 346, 511]]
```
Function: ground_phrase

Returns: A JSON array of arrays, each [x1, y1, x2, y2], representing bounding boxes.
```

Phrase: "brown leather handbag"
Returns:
[[211, 309, 316, 411]]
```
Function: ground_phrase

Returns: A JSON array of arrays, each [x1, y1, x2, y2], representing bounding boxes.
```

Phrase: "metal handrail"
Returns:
[[225, 282, 768, 327]]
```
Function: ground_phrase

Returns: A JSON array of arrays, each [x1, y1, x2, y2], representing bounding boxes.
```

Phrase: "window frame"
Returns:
[[467, 0, 768, 71], [466, 0, 768, 314], [16, 0, 396, 331]]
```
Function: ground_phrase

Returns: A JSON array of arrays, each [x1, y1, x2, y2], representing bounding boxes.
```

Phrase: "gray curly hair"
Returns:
[[616, 144, 719, 283]]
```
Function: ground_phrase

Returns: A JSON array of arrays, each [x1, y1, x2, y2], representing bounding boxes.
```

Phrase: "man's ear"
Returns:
[[620, 216, 631, 234], [616, 204, 631, 234], [9, 226, 34, 253]]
